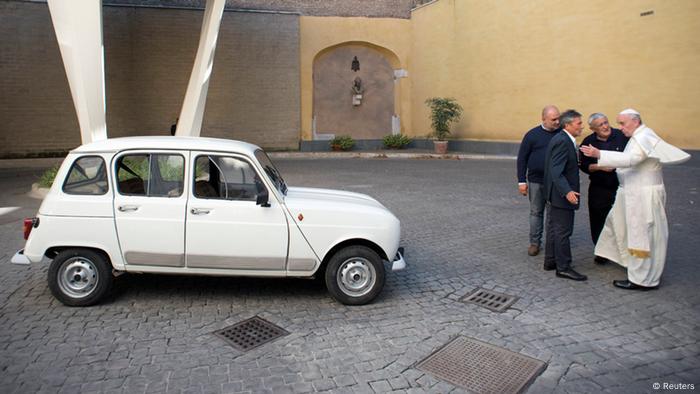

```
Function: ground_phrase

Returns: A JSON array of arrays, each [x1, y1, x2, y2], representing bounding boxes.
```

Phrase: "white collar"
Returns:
[[563, 129, 577, 146], [632, 124, 646, 137]]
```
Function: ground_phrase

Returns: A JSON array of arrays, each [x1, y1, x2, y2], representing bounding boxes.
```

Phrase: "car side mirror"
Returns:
[[256, 187, 271, 207]]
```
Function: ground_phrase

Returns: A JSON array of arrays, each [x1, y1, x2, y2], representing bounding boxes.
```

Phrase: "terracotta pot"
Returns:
[[433, 140, 448, 154], [331, 145, 342, 151]]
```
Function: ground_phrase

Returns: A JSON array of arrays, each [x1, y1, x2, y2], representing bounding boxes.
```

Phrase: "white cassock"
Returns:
[[595, 125, 690, 286]]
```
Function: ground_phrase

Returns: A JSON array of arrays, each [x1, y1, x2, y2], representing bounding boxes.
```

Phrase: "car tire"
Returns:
[[325, 245, 385, 305], [48, 248, 113, 307]]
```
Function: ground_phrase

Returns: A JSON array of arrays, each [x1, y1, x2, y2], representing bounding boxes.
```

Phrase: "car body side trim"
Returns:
[[124, 252, 184, 267]]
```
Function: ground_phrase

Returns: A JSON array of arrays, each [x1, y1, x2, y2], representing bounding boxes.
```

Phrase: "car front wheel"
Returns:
[[48, 248, 113, 306], [325, 245, 385, 305]]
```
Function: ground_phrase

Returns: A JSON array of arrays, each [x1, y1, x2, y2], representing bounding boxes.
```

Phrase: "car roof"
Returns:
[[72, 136, 262, 155]]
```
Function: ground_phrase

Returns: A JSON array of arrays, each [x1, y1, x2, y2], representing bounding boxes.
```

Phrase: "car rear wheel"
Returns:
[[48, 249, 113, 306], [325, 245, 385, 305]]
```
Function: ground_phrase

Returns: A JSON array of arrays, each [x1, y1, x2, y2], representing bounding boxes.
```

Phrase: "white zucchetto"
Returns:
[[619, 108, 641, 116]]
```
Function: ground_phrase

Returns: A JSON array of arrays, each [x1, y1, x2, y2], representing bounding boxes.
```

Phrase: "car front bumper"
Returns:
[[391, 247, 406, 271]]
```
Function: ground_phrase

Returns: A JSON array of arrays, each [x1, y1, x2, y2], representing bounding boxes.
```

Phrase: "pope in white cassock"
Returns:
[[580, 109, 690, 290]]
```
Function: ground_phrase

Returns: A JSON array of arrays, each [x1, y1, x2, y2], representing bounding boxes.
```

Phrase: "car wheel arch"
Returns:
[[319, 238, 388, 272], [45, 246, 114, 268]]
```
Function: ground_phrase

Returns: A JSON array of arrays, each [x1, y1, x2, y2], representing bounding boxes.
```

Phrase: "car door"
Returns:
[[113, 151, 187, 267], [185, 152, 288, 271]]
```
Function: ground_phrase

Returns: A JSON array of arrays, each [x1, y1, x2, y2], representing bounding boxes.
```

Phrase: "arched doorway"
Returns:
[[313, 43, 396, 140]]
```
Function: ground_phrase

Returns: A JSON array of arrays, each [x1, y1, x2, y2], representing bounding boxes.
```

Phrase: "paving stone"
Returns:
[[221, 381, 243, 394], [311, 378, 336, 391], [333, 374, 357, 388], [369, 380, 392, 393], [290, 382, 313, 393], [282, 374, 302, 385]]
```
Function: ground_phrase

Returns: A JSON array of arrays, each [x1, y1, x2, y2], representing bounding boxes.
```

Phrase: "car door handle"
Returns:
[[190, 208, 212, 215], [118, 205, 139, 212]]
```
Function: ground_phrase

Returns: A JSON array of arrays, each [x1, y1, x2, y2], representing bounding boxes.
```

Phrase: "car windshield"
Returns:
[[254, 149, 288, 196]]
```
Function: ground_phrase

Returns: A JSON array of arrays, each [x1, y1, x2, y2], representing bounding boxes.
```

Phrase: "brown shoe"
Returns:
[[528, 244, 540, 256]]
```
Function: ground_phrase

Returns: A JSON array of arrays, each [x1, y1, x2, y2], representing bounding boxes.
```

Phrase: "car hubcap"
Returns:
[[58, 257, 98, 299], [337, 257, 376, 297]]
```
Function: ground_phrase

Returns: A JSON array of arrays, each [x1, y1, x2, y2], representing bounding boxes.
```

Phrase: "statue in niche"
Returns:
[[351, 56, 360, 72], [351, 77, 364, 106]]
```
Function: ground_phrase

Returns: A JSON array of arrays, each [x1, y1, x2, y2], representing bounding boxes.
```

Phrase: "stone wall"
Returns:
[[410, 0, 700, 149], [0, 2, 300, 157], [0, 2, 78, 157], [99, 0, 416, 19]]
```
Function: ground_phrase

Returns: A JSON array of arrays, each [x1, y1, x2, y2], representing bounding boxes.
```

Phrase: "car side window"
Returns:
[[116, 153, 184, 197], [63, 156, 108, 195], [193, 155, 261, 201]]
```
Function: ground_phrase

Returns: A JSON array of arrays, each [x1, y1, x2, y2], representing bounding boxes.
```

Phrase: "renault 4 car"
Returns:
[[12, 137, 405, 306]]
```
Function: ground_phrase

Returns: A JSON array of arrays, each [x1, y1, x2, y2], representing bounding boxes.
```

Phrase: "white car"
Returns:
[[12, 137, 405, 306]]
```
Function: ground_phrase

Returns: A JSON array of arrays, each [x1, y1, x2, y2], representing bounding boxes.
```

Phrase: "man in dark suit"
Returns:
[[543, 109, 587, 281], [579, 113, 629, 264]]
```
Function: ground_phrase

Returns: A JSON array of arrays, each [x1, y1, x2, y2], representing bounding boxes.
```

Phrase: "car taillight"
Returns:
[[23, 217, 38, 240]]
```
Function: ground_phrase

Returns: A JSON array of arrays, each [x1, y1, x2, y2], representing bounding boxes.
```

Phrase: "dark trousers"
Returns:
[[544, 203, 575, 271], [588, 184, 617, 244]]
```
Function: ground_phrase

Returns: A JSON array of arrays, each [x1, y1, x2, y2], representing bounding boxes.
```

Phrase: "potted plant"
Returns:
[[425, 97, 463, 154], [329, 135, 355, 151], [30, 165, 60, 199], [382, 133, 412, 149]]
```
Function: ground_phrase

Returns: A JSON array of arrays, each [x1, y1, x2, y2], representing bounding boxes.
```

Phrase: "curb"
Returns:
[[268, 152, 516, 160], [1, 152, 516, 166]]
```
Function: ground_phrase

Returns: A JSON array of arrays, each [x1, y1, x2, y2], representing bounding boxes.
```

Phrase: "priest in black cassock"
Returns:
[[579, 113, 628, 264]]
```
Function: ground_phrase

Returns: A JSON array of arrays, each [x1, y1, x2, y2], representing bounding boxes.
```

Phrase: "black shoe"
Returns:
[[543, 264, 556, 271], [612, 279, 658, 291], [556, 268, 587, 281], [594, 256, 609, 265]]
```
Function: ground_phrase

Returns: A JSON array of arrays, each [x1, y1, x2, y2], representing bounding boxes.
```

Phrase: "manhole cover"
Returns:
[[460, 288, 518, 312], [417, 336, 546, 394], [213, 316, 289, 352]]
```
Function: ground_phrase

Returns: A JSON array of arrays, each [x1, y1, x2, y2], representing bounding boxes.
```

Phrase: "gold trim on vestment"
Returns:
[[629, 248, 651, 258]]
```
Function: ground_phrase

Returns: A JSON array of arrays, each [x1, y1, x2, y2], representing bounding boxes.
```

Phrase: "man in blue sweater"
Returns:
[[517, 105, 561, 256]]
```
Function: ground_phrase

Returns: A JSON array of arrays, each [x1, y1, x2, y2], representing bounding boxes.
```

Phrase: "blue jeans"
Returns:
[[528, 182, 546, 246]]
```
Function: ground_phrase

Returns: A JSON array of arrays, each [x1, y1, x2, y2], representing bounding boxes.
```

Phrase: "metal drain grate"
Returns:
[[213, 316, 289, 352], [460, 288, 518, 312], [417, 336, 546, 394]]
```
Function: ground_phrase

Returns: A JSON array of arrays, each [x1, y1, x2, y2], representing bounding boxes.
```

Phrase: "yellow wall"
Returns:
[[299, 16, 412, 140], [410, 0, 700, 148]]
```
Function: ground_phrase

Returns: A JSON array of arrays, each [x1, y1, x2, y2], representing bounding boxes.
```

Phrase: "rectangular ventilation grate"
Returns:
[[417, 336, 546, 394], [460, 288, 518, 312], [213, 316, 289, 352]]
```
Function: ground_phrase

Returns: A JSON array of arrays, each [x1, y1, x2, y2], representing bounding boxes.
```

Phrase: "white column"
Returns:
[[393, 69, 408, 135], [392, 116, 401, 135], [175, 0, 226, 137], [47, 0, 107, 144]]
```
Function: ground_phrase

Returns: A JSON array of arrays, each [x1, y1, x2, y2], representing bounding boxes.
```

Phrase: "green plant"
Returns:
[[382, 134, 412, 149], [330, 135, 355, 151], [425, 97, 463, 141], [38, 165, 60, 188]]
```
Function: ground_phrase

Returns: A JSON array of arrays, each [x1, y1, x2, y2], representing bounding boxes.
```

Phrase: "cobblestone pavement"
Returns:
[[1, 157, 698, 394]]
